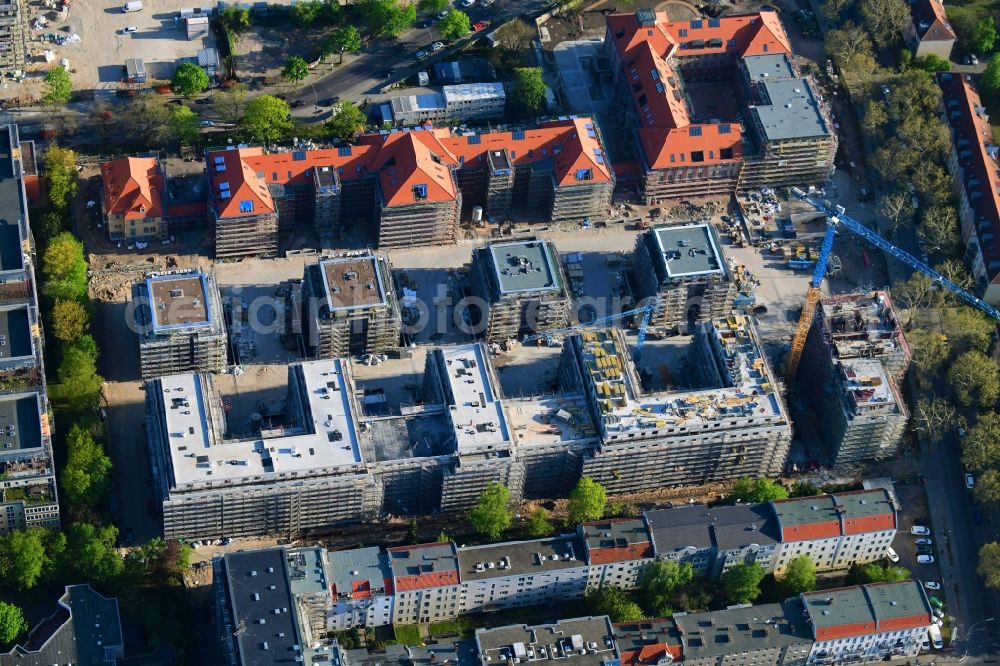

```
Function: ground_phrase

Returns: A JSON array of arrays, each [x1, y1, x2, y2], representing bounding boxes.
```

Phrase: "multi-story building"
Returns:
[[605, 10, 835, 203], [131, 270, 228, 379], [469, 239, 571, 341], [563, 316, 791, 493], [301, 254, 401, 358], [0, 124, 58, 536], [100, 156, 165, 241], [328, 546, 393, 630], [0, 0, 23, 76], [904, 0, 955, 59], [578, 517, 654, 589], [389, 83, 506, 126], [207, 147, 282, 258], [938, 73, 1000, 305], [631, 224, 736, 330]]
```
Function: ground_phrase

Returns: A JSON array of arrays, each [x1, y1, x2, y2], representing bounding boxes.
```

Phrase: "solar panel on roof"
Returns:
[[512, 130, 525, 140], [338, 146, 352, 157], [689, 126, 702, 136], [690, 19, 702, 28], [708, 18, 720, 27], [718, 124, 731, 134]]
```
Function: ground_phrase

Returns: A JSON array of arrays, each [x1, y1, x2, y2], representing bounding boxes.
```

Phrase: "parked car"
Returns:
[[971, 54, 980, 65], [916, 545, 933, 556], [431, 41, 445, 51], [932, 608, 945, 619], [928, 596, 945, 609], [915, 538, 933, 546], [911, 525, 931, 536], [924, 581, 941, 591], [437, 9, 449, 18], [415, 50, 429, 60], [317, 96, 340, 107], [917, 554, 936, 564], [195, 96, 213, 105], [291, 99, 305, 108], [966, 473, 975, 488], [886, 546, 900, 563], [472, 21, 487, 30], [199, 120, 214, 126], [120, 25, 138, 33], [461, 0, 475, 7]]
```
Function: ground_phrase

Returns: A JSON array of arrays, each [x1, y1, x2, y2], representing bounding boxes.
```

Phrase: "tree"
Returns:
[[0, 529, 47, 590], [219, 6, 251, 37], [846, 561, 910, 584], [917, 205, 961, 256], [122, 94, 172, 146], [974, 469, 1000, 504], [436, 530, 451, 543], [729, 478, 788, 503], [511, 67, 546, 116], [907, 328, 949, 378], [877, 194, 913, 233], [324, 25, 362, 62], [779, 556, 817, 596], [493, 19, 535, 62], [418, 0, 449, 13], [940, 306, 994, 353], [326, 101, 367, 140], [214, 82, 249, 125], [916, 397, 965, 442], [820, 0, 854, 22], [585, 586, 644, 622], [41, 232, 87, 302], [171, 62, 209, 97], [42, 66, 72, 105], [963, 413, 1000, 473], [44, 145, 77, 211], [826, 23, 873, 64], [640, 560, 693, 616], [936, 259, 976, 294], [58, 340, 103, 410], [720, 563, 766, 604], [567, 476, 606, 524], [469, 482, 511, 540], [408, 517, 419, 544], [360, 0, 416, 38], [59, 425, 112, 510], [50, 299, 88, 343], [840, 51, 880, 92], [282, 56, 309, 82], [0, 602, 27, 646], [438, 9, 471, 40], [892, 272, 947, 316], [62, 523, 122, 585], [526, 507, 553, 537], [861, 99, 888, 138], [973, 17, 998, 53], [948, 350, 1000, 407], [169, 105, 201, 146], [912, 54, 951, 72], [982, 54, 1000, 97], [291, 0, 322, 25], [979, 542, 1000, 589], [241, 95, 293, 144], [791, 481, 820, 497], [859, 0, 910, 47]]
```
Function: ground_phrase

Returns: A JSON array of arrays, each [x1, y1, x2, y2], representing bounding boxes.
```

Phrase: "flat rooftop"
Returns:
[[160, 360, 363, 490], [327, 546, 390, 600], [504, 393, 598, 447], [223, 549, 303, 666], [475, 616, 616, 666], [0, 126, 26, 274], [838, 358, 896, 408], [286, 547, 329, 599], [456, 535, 584, 581], [319, 255, 389, 312], [0, 304, 33, 361], [437, 345, 510, 450], [743, 53, 796, 81], [675, 600, 812, 658], [0, 392, 43, 453], [358, 412, 452, 462], [488, 240, 562, 295], [145, 273, 212, 331], [803, 582, 930, 638], [754, 78, 830, 142], [645, 503, 779, 554], [652, 224, 725, 279]]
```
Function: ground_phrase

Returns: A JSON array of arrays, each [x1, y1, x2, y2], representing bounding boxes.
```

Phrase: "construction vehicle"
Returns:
[[785, 189, 1000, 382], [522, 299, 658, 363]]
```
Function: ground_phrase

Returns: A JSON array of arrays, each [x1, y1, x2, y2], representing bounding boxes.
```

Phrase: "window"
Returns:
[[720, 147, 734, 159], [690, 19, 702, 28], [239, 200, 254, 213], [467, 134, 481, 145], [678, 28, 688, 37], [762, 43, 768, 52], [338, 146, 352, 157], [689, 126, 702, 137], [412, 184, 428, 200], [718, 123, 731, 134], [575, 168, 593, 181], [293, 150, 307, 161], [512, 130, 525, 140], [708, 18, 720, 27]]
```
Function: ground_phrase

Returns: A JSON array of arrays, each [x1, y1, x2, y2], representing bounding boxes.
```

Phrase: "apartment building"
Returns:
[[0, 124, 58, 536], [563, 316, 791, 493], [100, 156, 165, 240], [207, 147, 281, 258], [131, 270, 228, 379], [328, 546, 393, 630], [578, 517, 654, 589], [389, 83, 506, 126], [631, 224, 736, 330], [605, 10, 835, 203], [904, 0, 955, 58], [938, 73, 1000, 304], [301, 254, 402, 358], [0, 0, 23, 76], [468, 239, 571, 341]]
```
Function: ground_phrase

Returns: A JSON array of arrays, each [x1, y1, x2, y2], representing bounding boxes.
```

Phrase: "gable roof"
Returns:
[[910, 0, 956, 42], [364, 131, 459, 206], [206, 147, 276, 218], [100, 156, 163, 220]]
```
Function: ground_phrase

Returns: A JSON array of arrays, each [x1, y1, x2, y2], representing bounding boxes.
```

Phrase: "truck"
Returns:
[[123, 1, 142, 11], [928, 624, 943, 650]]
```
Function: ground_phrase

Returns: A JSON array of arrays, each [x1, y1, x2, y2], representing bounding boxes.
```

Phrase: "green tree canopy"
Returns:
[[407, 517, 419, 544], [940, 306, 995, 354], [59, 425, 112, 511], [720, 563, 766, 604], [219, 6, 251, 35], [438, 9, 471, 40], [974, 469, 1000, 504], [526, 507, 553, 538], [973, 17, 998, 53], [640, 560, 693, 617], [915, 397, 963, 441], [0, 529, 47, 590], [171, 62, 209, 97], [586, 586, 644, 622], [729, 478, 789, 503], [324, 25, 362, 61], [511, 67, 546, 116], [326, 101, 367, 140], [962, 412, 1000, 472], [291, 0, 322, 24], [979, 542, 1000, 589], [790, 481, 820, 497], [858, 0, 910, 47], [44, 145, 77, 211], [42, 66, 72, 105], [50, 299, 88, 344], [779, 556, 817, 596], [360, 0, 416, 38], [845, 561, 911, 585], [469, 481, 511, 540], [982, 54, 1000, 97], [62, 523, 122, 585], [282, 56, 310, 82], [418, 0, 449, 12], [0, 602, 27, 646], [241, 95, 293, 144], [57, 338, 103, 411], [567, 476, 606, 524], [41, 232, 87, 302], [169, 105, 201, 146], [912, 54, 951, 72], [948, 350, 1000, 407]]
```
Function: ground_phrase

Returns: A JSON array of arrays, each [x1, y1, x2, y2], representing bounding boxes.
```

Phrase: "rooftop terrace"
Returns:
[[652, 224, 726, 279], [504, 394, 598, 448], [488, 240, 563, 295], [319, 255, 389, 313]]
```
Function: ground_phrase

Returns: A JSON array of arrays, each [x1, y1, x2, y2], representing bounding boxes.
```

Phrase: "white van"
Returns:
[[123, 1, 143, 12], [928, 624, 943, 650]]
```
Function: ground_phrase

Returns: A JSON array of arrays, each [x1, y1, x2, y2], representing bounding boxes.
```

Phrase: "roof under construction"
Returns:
[[488, 240, 562, 295], [817, 291, 906, 362], [319, 255, 389, 312]]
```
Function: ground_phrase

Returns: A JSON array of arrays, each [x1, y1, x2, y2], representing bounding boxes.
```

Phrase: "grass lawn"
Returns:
[[428, 616, 480, 639], [393, 624, 423, 645]]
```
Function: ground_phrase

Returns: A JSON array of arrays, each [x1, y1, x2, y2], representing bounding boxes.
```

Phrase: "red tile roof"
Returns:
[[206, 147, 276, 218], [100, 157, 164, 220], [910, 0, 956, 42], [588, 543, 654, 564]]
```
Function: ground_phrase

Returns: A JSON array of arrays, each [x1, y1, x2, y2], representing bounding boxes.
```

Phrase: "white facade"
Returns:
[[808, 625, 927, 665]]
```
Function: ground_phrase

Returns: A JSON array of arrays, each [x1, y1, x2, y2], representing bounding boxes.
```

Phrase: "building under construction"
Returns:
[[301, 254, 401, 358], [0, 0, 23, 76], [469, 239, 571, 341], [132, 270, 227, 379], [561, 316, 791, 493], [632, 224, 736, 331], [798, 291, 910, 466]]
